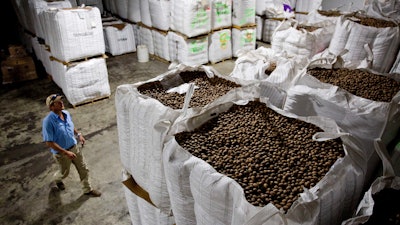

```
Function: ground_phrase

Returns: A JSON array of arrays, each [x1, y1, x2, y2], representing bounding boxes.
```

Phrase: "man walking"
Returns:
[[42, 94, 101, 197]]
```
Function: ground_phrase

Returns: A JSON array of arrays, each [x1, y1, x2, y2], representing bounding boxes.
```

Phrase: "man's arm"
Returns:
[[45, 141, 76, 159], [74, 128, 85, 146]]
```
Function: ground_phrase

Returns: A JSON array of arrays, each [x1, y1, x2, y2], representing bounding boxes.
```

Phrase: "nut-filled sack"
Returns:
[[115, 64, 244, 212], [163, 85, 367, 225]]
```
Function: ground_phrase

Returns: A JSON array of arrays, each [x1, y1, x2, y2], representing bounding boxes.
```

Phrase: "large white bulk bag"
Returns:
[[45, 6, 105, 62], [104, 23, 136, 56], [51, 57, 111, 106], [115, 0, 128, 19], [208, 29, 232, 64], [295, 0, 322, 13], [211, 0, 232, 30], [168, 32, 209, 66], [262, 18, 282, 43], [152, 30, 171, 62], [149, 0, 171, 31], [328, 16, 400, 73], [127, 0, 141, 23], [139, 25, 155, 55], [163, 89, 366, 225], [140, 0, 152, 27], [232, 26, 256, 57], [232, 0, 256, 27], [255, 16, 263, 40], [30, 0, 72, 41], [170, 0, 211, 38]]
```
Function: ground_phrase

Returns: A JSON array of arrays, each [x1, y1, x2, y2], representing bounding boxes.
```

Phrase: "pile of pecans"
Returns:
[[352, 15, 397, 28], [308, 68, 400, 102], [175, 101, 345, 212], [138, 71, 241, 110]]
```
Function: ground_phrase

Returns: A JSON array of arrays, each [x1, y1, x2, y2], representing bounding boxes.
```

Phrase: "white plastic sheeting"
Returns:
[[211, 0, 232, 30], [149, 0, 171, 31], [168, 32, 209, 66], [51, 57, 111, 106], [163, 90, 366, 225], [232, 0, 256, 27], [232, 27, 257, 57], [170, 0, 211, 38], [44, 6, 105, 62], [104, 23, 136, 56], [327, 16, 400, 73], [152, 30, 171, 62], [208, 29, 232, 64]]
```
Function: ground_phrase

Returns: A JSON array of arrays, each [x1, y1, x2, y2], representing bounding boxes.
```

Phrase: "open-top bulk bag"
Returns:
[[391, 49, 400, 74], [341, 139, 400, 225], [163, 87, 366, 225], [327, 15, 400, 73], [115, 65, 242, 213]]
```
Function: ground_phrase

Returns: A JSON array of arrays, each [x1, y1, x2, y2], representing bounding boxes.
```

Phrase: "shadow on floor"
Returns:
[[30, 188, 89, 225]]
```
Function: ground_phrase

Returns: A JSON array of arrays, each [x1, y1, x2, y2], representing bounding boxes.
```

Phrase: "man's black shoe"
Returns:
[[56, 182, 65, 190]]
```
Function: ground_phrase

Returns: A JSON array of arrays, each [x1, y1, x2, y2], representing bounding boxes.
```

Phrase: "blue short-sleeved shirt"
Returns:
[[42, 110, 77, 154]]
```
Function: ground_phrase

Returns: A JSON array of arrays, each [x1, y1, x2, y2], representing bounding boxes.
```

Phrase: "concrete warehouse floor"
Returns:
[[0, 52, 236, 225]]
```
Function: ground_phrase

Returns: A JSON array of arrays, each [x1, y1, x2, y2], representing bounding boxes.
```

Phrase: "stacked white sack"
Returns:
[[29, 0, 72, 41], [262, 18, 282, 43], [163, 89, 366, 225], [127, 0, 141, 23], [208, 29, 232, 64], [122, 171, 175, 225], [152, 30, 171, 62], [131, 24, 140, 47], [295, 0, 322, 13], [255, 16, 263, 40], [149, 0, 171, 31], [232, 27, 256, 57], [170, 0, 211, 38], [271, 19, 335, 59], [115, 65, 238, 212], [327, 16, 400, 73], [168, 32, 209, 66], [103, 0, 118, 14], [115, 0, 128, 19], [51, 57, 111, 106], [391, 50, 400, 74], [103, 23, 136, 56], [76, 0, 104, 14], [210, 0, 232, 30], [44, 6, 105, 62], [140, 0, 152, 27], [232, 0, 256, 27], [364, 0, 400, 23], [139, 26, 155, 55]]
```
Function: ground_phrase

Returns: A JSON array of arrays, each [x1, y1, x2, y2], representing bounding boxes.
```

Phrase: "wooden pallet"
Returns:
[[151, 54, 170, 64], [72, 95, 110, 108], [50, 54, 108, 66]]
